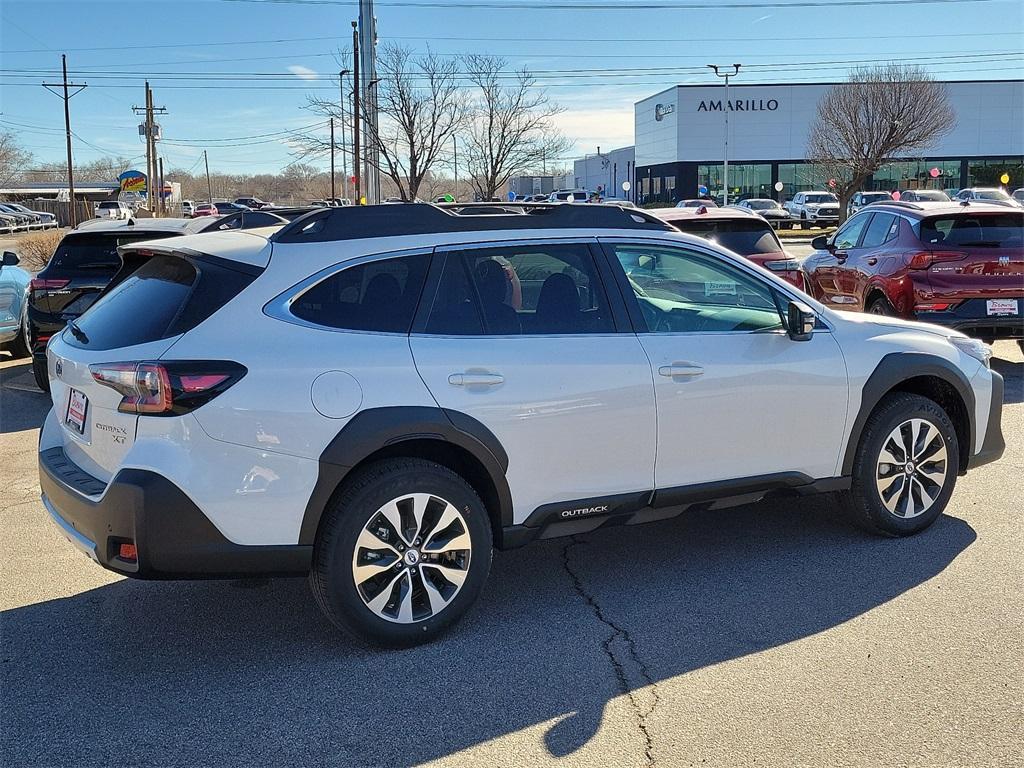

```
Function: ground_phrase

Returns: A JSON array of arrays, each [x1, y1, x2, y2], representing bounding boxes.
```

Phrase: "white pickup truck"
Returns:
[[784, 191, 840, 227]]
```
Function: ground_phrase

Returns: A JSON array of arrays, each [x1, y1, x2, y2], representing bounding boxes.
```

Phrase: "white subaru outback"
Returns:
[[39, 204, 1005, 646]]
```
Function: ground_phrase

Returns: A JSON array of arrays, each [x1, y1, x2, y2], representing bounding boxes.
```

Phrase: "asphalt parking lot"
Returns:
[[1, 344, 1021, 768]]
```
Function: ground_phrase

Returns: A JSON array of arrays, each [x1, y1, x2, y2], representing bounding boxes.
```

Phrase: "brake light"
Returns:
[[915, 302, 953, 312], [89, 361, 245, 416], [29, 278, 70, 292], [906, 251, 968, 270]]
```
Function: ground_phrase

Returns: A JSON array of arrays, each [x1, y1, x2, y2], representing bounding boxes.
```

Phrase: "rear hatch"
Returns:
[[32, 231, 180, 318], [918, 211, 1024, 302], [47, 247, 262, 482]]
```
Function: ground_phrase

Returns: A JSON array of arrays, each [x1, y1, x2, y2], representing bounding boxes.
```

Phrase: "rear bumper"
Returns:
[[968, 370, 1005, 470], [39, 446, 312, 579], [914, 298, 1024, 340]]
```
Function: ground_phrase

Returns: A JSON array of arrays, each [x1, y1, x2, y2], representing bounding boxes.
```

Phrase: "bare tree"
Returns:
[[293, 44, 466, 201], [461, 54, 571, 201], [0, 132, 34, 187], [807, 64, 954, 223]]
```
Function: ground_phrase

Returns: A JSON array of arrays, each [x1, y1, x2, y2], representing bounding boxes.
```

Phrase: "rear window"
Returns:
[[745, 200, 775, 209], [921, 213, 1024, 248], [48, 232, 178, 272], [670, 219, 782, 256], [65, 254, 259, 350], [98, 202, 119, 209]]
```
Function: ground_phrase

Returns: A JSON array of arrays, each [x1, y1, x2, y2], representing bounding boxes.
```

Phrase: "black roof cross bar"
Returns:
[[270, 202, 673, 243]]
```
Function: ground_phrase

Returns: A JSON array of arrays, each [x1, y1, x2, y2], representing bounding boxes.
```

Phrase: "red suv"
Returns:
[[802, 201, 1024, 346], [650, 206, 804, 289]]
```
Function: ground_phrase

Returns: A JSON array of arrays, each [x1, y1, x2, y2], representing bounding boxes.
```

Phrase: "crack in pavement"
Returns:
[[562, 538, 662, 767]]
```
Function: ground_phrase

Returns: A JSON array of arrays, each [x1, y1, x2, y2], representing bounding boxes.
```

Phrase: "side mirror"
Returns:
[[1, 251, 19, 267], [810, 235, 830, 251], [787, 300, 816, 342]]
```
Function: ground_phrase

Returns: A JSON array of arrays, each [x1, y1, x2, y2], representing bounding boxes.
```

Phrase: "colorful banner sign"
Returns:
[[118, 170, 147, 194]]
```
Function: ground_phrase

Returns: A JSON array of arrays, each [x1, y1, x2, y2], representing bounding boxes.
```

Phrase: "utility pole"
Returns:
[[133, 82, 166, 214], [330, 117, 336, 201], [158, 157, 165, 215], [339, 69, 350, 199], [203, 150, 213, 204], [452, 135, 458, 201], [707, 64, 740, 206], [42, 54, 87, 228], [359, 0, 379, 204], [352, 21, 361, 205]]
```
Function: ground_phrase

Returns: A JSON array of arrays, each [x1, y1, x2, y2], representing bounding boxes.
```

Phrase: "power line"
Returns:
[[220, 0, 1000, 9]]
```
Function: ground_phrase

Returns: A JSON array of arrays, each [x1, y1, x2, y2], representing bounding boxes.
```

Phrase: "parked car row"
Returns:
[[35, 201, 1006, 647], [0, 202, 59, 232]]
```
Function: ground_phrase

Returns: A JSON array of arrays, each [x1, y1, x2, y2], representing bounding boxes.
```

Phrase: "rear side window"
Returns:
[[669, 219, 781, 256], [66, 255, 258, 350], [860, 213, 899, 248], [921, 213, 1024, 248], [48, 233, 177, 272], [290, 253, 429, 333], [425, 243, 614, 336]]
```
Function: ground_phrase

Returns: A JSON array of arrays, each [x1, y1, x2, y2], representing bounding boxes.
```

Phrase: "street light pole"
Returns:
[[452, 135, 458, 201], [707, 63, 741, 206]]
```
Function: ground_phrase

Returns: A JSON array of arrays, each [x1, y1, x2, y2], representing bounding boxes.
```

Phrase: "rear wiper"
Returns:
[[955, 241, 1002, 247], [67, 320, 89, 344]]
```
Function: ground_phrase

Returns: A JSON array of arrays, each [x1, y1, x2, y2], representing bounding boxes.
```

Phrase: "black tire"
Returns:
[[309, 458, 493, 647], [1018, 339, 1024, 355], [5, 301, 30, 358], [838, 392, 959, 537], [32, 356, 50, 393], [867, 295, 894, 316]]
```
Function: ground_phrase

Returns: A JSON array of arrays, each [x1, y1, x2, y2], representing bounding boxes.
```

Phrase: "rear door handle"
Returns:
[[448, 373, 504, 387], [658, 363, 704, 378], [866, 257, 878, 266], [835, 250, 849, 262]]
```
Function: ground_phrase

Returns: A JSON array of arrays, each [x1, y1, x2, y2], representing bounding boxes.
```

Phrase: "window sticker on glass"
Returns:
[[705, 280, 737, 296]]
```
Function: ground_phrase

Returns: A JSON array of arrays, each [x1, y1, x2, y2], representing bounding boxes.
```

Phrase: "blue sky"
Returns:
[[1, 0, 1021, 176]]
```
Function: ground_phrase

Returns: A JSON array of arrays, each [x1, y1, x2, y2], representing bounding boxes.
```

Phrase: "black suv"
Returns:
[[27, 212, 286, 390]]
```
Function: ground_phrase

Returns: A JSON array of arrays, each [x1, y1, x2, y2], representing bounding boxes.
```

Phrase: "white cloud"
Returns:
[[288, 65, 319, 81], [553, 107, 636, 157]]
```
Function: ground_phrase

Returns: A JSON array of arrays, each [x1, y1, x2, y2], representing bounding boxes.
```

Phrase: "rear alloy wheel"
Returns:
[[840, 393, 959, 536], [310, 458, 492, 646]]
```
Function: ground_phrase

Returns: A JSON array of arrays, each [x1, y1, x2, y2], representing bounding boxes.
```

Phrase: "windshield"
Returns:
[[975, 189, 1012, 201], [909, 190, 949, 201], [745, 200, 776, 209], [921, 212, 1024, 248], [670, 219, 783, 256], [98, 202, 119, 209], [805, 194, 837, 204], [864, 193, 891, 202]]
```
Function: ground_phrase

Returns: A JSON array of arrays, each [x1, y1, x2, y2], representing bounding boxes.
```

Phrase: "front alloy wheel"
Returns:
[[875, 418, 948, 519], [352, 493, 471, 624]]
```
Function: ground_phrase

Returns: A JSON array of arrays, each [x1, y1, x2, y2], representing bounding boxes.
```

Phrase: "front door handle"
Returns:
[[866, 257, 878, 266], [448, 372, 504, 387], [835, 250, 849, 263], [658, 363, 704, 379]]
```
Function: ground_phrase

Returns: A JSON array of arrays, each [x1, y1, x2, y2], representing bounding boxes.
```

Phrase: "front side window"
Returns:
[[425, 243, 614, 336], [833, 214, 870, 249], [290, 253, 429, 333], [612, 243, 784, 334]]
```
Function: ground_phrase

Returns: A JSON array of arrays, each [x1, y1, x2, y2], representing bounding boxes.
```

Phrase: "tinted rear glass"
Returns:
[[921, 213, 1024, 248], [48, 232, 178, 272], [670, 219, 782, 256], [66, 254, 259, 350], [98, 202, 119, 209]]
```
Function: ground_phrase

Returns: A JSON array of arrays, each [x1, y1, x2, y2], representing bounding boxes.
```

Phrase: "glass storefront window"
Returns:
[[872, 160, 960, 193], [967, 158, 1024, 189], [698, 163, 771, 202]]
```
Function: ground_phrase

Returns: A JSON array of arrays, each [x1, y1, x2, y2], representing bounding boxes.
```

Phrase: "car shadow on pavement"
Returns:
[[0, 361, 50, 434], [1, 497, 976, 767]]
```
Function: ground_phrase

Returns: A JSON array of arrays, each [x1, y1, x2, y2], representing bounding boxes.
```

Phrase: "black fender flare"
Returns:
[[841, 352, 975, 476], [298, 406, 512, 545]]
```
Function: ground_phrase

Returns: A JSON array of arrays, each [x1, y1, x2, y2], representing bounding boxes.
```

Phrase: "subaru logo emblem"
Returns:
[[998, 255, 1010, 267], [55, 359, 63, 377]]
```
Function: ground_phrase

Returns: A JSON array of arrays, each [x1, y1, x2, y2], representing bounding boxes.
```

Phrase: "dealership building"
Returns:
[[574, 79, 1023, 204]]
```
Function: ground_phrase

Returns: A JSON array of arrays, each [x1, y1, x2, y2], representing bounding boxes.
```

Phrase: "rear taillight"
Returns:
[[89, 361, 245, 416], [762, 258, 801, 272], [906, 251, 968, 270], [29, 278, 70, 293], [915, 302, 954, 312]]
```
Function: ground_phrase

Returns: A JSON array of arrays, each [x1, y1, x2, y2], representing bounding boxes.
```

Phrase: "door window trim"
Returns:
[[597, 235, 833, 335], [412, 237, 632, 337], [263, 247, 433, 335]]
